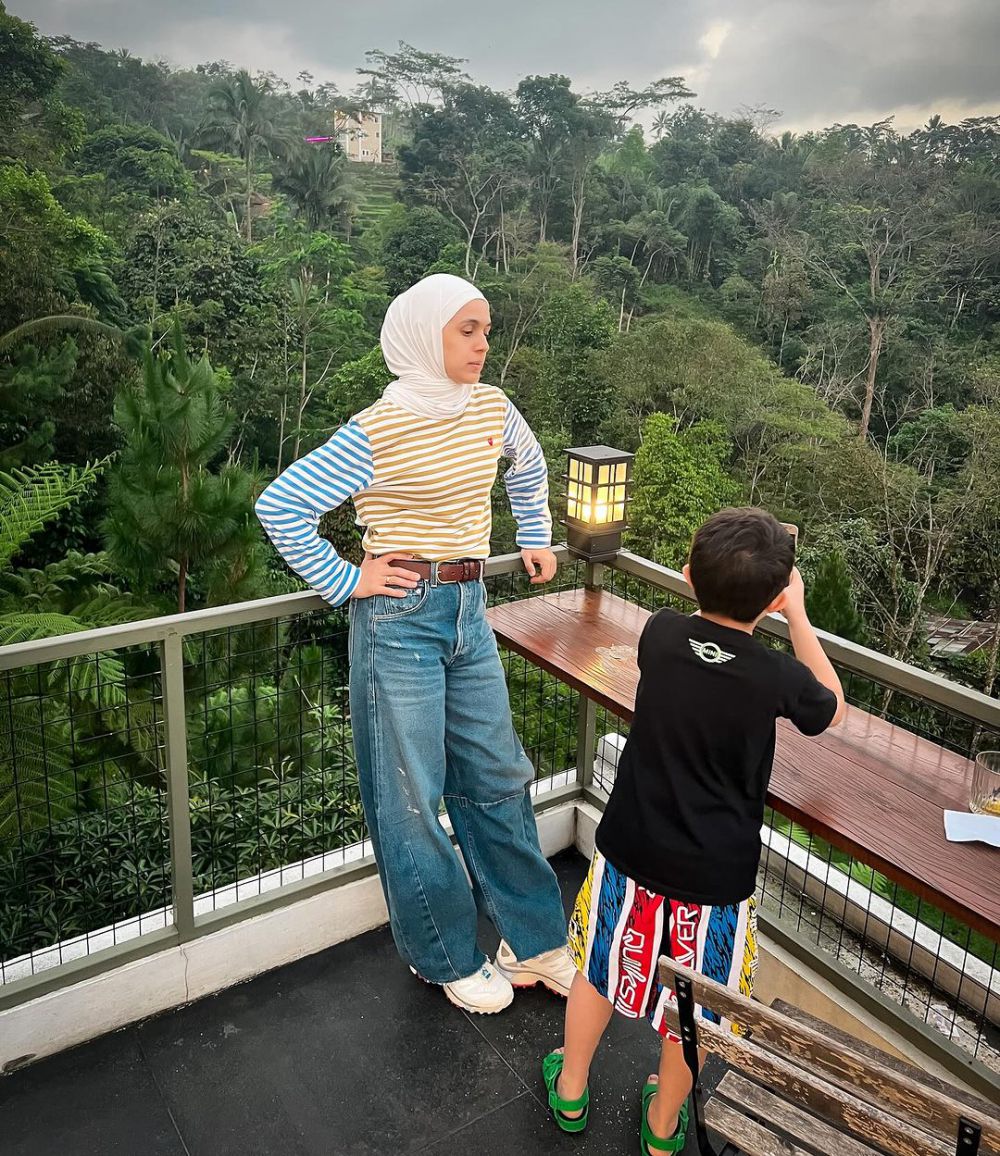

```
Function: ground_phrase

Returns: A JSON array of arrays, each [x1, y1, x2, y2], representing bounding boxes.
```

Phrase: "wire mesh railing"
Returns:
[[1, 640, 171, 970], [487, 557, 587, 785], [0, 605, 368, 983], [757, 810, 1000, 1071], [2, 545, 998, 1081], [183, 610, 364, 914], [0, 552, 586, 1001]]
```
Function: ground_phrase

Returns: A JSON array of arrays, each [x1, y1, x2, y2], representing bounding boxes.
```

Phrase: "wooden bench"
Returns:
[[657, 956, 999, 1156]]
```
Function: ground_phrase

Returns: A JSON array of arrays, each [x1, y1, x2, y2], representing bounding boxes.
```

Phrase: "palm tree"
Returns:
[[919, 114, 948, 161], [0, 315, 138, 354], [202, 70, 284, 241], [273, 145, 355, 233], [652, 111, 670, 141]]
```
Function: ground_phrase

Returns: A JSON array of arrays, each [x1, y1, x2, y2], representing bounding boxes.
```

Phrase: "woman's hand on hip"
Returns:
[[521, 547, 557, 585], [352, 553, 420, 599]]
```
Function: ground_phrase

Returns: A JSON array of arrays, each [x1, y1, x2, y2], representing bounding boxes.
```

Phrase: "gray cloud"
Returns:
[[18, 0, 1000, 133], [693, 0, 1000, 130]]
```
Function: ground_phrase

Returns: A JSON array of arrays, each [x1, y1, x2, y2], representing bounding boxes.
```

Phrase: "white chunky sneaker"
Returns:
[[410, 961, 514, 1014], [495, 940, 577, 997]]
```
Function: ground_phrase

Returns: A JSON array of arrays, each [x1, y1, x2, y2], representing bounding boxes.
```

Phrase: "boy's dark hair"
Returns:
[[688, 508, 795, 623]]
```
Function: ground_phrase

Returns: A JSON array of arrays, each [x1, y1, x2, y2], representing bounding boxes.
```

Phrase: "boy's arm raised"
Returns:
[[777, 568, 847, 727]]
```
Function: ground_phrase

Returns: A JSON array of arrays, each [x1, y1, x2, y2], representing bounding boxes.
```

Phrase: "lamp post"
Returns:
[[563, 445, 634, 564], [562, 445, 634, 794]]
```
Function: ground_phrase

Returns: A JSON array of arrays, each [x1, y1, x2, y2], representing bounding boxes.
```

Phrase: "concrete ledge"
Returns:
[[3, 792, 995, 1103], [0, 870, 387, 1074], [760, 824, 1000, 1026], [0, 798, 578, 1072]]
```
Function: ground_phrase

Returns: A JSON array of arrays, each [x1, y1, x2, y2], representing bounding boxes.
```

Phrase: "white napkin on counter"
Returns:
[[944, 810, 1000, 848]]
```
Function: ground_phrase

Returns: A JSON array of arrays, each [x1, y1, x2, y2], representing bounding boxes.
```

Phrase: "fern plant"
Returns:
[[0, 461, 162, 834], [0, 460, 105, 570]]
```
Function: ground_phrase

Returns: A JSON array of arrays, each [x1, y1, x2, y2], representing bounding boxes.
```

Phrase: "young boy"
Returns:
[[542, 508, 846, 1152]]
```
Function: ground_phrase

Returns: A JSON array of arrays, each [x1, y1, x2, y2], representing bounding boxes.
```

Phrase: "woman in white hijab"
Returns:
[[257, 273, 575, 1013]]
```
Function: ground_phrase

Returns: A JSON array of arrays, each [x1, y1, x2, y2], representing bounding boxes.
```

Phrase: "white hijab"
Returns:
[[380, 273, 487, 419]]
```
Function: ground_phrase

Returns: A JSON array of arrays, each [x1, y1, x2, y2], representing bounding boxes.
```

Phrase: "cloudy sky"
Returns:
[[19, 0, 1000, 135]]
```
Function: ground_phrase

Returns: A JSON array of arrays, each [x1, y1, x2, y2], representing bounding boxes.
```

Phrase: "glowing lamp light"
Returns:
[[563, 445, 634, 562]]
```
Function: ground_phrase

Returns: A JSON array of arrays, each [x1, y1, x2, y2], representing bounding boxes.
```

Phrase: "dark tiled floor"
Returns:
[[0, 852, 723, 1155]]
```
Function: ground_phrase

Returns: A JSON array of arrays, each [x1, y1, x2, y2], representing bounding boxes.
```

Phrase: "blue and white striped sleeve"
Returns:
[[502, 400, 552, 549], [254, 421, 374, 606]]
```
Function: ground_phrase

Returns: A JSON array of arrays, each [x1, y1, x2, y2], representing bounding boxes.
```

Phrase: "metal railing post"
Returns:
[[161, 631, 195, 940], [576, 559, 604, 788], [584, 560, 605, 592]]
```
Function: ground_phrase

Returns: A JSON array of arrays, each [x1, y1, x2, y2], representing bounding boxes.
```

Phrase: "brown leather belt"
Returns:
[[387, 558, 484, 583]]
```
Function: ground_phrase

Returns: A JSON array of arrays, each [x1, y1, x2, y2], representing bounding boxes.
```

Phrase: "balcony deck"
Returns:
[[2, 550, 999, 1144], [0, 850, 727, 1156]]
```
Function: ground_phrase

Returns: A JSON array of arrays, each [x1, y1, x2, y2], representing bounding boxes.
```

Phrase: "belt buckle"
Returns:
[[437, 560, 468, 584]]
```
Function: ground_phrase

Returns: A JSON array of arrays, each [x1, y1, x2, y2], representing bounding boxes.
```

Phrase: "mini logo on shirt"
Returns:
[[487, 437, 494, 446], [689, 639, 735, 665]]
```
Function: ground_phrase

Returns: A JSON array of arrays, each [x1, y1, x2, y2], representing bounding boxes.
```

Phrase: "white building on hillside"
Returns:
[[335, 110, 383, 163]]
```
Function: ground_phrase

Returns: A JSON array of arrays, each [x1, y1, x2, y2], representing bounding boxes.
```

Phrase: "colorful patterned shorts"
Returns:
[[569, 849, 758, 1040]]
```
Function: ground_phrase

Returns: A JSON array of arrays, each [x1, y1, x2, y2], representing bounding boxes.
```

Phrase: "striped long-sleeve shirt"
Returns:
[[255, 386, 552, 606]]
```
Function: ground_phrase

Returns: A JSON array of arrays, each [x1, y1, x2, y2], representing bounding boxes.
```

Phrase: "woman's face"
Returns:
[[442, 299, 491, 384]]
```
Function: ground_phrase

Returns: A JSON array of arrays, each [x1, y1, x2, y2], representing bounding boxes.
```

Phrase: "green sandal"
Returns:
[[640, 1081, 689, 1153], [542, 1051, 589, 1134]]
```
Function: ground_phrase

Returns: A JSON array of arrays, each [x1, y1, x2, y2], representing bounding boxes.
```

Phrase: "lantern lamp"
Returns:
[[563, 445, 634, 562]]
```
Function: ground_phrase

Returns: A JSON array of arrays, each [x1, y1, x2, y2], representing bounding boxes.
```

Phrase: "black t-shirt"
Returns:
[[596, 608, 838, 906]]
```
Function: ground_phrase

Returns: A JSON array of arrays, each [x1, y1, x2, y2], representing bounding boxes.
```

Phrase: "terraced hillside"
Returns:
[[347, 161, 400, 237]]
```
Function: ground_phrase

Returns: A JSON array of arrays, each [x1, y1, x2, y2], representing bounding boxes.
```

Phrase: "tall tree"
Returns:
[[0, 163, 116, 330], [0, 3, 61, 121], [591, 77, 694, 136], [262, 229, 368, 469], [78, 123, 191, 207], [118, 201, 283, 386], [595, 317, 844, 500], [516, 75, 578, 243], [602, 125, 651, 219], [104, 321, 264, 613], [47, 37, 173, 131], [802, 547, 866, 643], [357, 42, 470, 107], [0, 341, 77, 469], [627, 414, 739, 569], [401, 83, 524, 276], [764, 136, 950, 441], [676, 182, 744, 283], [379, 204, 459, 296], [273, 144, 354, 232], [950, 391, 1000, 695], [564, 102, 616, 275], [202, 70, 284, 240]]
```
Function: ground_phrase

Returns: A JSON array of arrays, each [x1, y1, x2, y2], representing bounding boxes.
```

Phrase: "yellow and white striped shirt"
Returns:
[[255, 385, 551, 605]]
